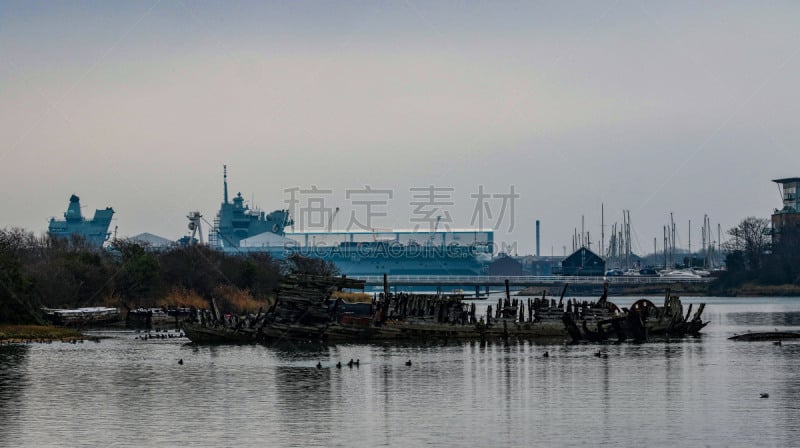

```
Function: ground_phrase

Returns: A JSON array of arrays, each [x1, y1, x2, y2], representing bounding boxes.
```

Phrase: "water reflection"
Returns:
[[1, 301, 800, 446], [0, 345, 28, 448], [725, 311, 800, 327]]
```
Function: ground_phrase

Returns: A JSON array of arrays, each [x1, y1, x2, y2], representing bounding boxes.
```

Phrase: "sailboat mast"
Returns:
[[688, 219, 692, 264], [601, 203, 605, 258]]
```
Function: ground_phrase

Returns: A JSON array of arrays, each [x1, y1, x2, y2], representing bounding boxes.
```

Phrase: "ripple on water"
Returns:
[[1, 299, 800, 447]]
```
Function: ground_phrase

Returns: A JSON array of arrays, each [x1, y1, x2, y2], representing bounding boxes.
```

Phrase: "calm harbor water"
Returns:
[[2, 296, 800, 447]]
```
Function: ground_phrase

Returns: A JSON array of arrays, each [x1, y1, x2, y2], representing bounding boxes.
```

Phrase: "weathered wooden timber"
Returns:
[[42, 307, 122, 327], [562, 286, 709, 343], [181, 274, 569, 343], [181, 298, 271, 343], [728, 332, 800, 341], [295, 275, 569, 342], [127, 307, 192, 329], [180, 276, 709, 344], [181, 320, 260, 343]]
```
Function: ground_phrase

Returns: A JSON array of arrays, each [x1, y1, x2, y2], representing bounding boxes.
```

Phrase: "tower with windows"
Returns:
[[771, 177, 800, 243]]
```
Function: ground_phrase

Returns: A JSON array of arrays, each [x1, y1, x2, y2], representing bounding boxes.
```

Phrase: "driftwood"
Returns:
[[729, 332, 800, 341]]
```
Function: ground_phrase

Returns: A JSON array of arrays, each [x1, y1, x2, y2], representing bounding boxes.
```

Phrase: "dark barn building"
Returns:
[[561, 247, 605, 276], [489, 255, 524, 276]]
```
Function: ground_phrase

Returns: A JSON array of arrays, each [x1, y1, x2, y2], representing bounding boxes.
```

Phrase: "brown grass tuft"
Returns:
[[212, 284, 274, 314], [158, 287, 209, 309], [331, 291, 372, 303], [0, 325, 82, 341]]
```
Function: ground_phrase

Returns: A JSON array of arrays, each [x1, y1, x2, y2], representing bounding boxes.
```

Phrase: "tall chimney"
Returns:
[[536, 220, 541, 257], [223, 165, 229, 204]]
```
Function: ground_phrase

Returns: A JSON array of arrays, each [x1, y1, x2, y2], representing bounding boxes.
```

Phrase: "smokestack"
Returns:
[[536, 220, 541, 257], [223, 165, 229, 204]]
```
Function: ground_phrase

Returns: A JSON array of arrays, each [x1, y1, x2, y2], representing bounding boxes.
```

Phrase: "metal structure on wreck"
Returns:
[[561, 286, 708, 343]]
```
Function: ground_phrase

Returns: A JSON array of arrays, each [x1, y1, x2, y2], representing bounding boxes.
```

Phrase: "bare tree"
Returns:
[[285, 253, 340, 276], [723, 217, 770, 271]]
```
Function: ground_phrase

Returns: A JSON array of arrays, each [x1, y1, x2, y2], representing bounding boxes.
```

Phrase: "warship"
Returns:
[[211, 166, 293, 248], [47, 195, 114, 247], [210, 167, 494, 276]]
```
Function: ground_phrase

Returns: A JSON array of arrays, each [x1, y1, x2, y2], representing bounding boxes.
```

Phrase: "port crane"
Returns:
[[187, 211, 204, 244]]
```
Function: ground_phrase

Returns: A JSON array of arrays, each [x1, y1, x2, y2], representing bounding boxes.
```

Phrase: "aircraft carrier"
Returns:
[[211, 167, 494, 276]]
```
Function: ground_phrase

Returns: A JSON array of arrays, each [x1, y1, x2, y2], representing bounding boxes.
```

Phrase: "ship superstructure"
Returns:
[[210, 165, 293, 248], [244, 229, 494, 275], [211, 168, 493, 275], [48, 195, 114, 247]]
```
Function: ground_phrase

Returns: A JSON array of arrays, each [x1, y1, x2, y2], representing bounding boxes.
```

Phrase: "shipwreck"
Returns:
[[181, 275, 709, 344]]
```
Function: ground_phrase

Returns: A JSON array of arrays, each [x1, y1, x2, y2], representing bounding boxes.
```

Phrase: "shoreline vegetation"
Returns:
[[2, 215, 799, 329], [0, 325, 84, 343], [0, 227, 337, 329]]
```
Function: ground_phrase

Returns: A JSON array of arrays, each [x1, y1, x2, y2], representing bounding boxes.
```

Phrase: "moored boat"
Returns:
[[42, 307, 122, 327]]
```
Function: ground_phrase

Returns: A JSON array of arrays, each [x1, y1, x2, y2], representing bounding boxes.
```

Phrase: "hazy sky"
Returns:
[[1, 0, 798, 256]]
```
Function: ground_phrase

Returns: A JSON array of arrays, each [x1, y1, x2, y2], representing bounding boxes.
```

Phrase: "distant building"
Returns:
[[129, 233, 174, 249], [514, 255, 562, 276], [771, 177, 800, 243], [560, 247, 605, 276], [489, 255, 523, 276]]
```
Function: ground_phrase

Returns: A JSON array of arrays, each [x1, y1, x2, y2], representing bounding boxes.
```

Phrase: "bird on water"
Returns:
[[405, 360, 412, 366], [316, 361, 322, 369]]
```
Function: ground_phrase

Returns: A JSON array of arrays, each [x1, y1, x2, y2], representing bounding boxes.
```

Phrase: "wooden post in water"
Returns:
[[505, 279, 510, 301]]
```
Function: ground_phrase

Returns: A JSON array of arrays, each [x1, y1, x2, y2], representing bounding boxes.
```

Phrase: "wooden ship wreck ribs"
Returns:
[[562, 285, 709, 343], [258, 276, 569, 341], [181, 275, 709, 344], [183, 276, 570, 343]]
